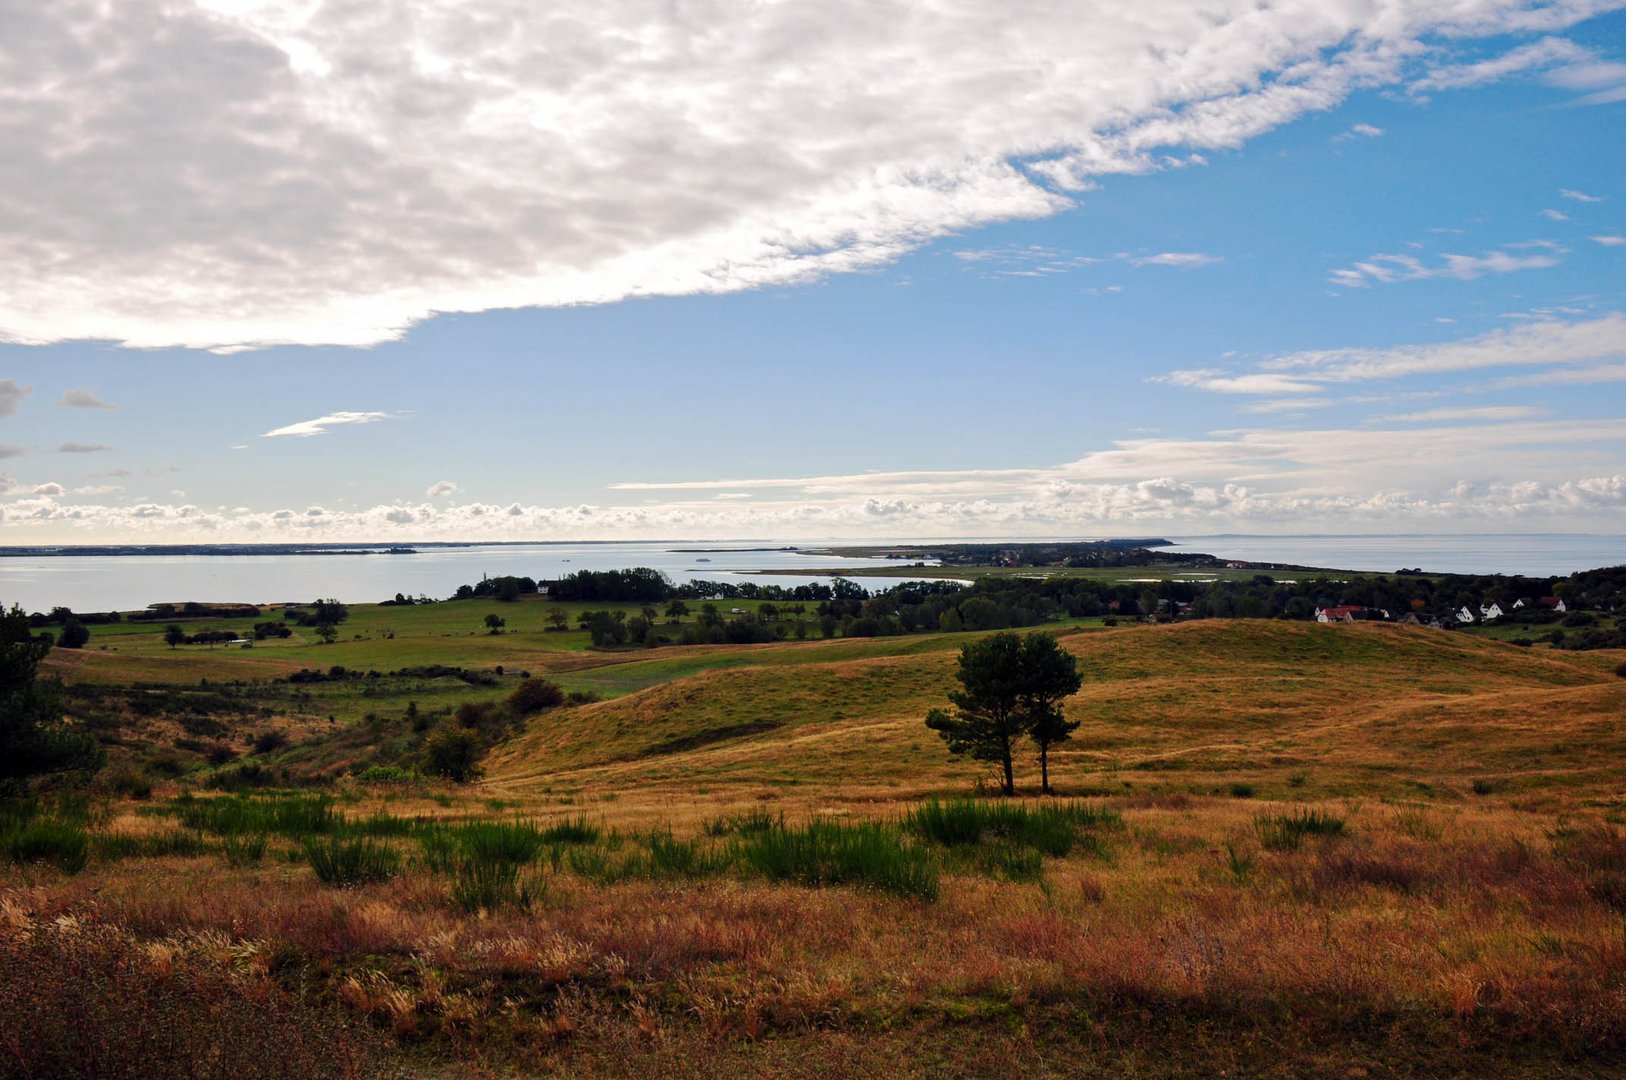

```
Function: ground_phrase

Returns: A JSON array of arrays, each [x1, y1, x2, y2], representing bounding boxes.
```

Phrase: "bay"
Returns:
[[1, 534, 1619, 614], [0, 542, 933, 614]]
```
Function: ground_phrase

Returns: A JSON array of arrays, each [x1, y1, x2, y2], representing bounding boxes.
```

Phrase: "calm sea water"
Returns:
[[0, 542, 932, 614], [0, 534, 1618, 613], [1164, 534, 1623, 577]]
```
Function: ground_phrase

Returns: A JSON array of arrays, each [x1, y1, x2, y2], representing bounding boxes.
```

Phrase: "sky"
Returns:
[[1, 0, 1624, 543]]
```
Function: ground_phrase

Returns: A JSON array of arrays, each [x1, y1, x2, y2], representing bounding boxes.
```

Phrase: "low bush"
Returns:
[[355, 765, 421, 785], [506, 677, 566, 715]]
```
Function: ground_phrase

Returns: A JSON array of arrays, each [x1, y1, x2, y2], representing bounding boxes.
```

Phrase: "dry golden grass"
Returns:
[[7, 620, 1626, 1077]]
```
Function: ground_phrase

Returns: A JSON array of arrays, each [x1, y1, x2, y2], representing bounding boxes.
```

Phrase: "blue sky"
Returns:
[[1, 1, 1624, 542]]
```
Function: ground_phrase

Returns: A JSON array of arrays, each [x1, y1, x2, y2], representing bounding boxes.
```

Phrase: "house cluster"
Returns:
[[1315, 595, 1567, 629]]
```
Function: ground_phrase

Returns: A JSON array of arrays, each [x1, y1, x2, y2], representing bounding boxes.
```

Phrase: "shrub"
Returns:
[[506, 677, 566, 714], [356, 765, 421, 785], [302, 835, 400, 886], [1471, 778, 1497, 795], [1228, 782, 1256, 799], [424, 723, 481, 782], [252, 730, 290, 755]]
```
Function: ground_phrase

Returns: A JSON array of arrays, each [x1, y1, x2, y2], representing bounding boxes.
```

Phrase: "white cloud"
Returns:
[[0, 444, 23, 459], [0, 475, 64, 497], [1260, 314, 1626, 382], [1592, 235, 1626, 246], [1159, 370, 1325, 395], [8, 414, 1626, 539], [1328, 248, 1562, 288], [1162, 313, 1626, 399], [0, 380, 29, 418], [0, 1, 1614, 350], [59, 388, 117, 409], [1540, 208, 1570, 221], [1494, 362, 1626, 387], [71, 484, 123, 496], [57, 442, 111, 453], [261, 411, 392, 438], [1131, 252, 1221, 269], [1334, 122, 1386, 140], [1410, 36, 1592, 92], [1381, 405, 1543, 422], [1562, 188, 1605, 202], [426, 480, 458, 498], [1239, 397, 1334, 413]]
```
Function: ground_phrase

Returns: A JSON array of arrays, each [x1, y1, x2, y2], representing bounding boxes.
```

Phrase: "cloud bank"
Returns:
[[7, 413, 1625, 540], [1, 0, 1619, 350]]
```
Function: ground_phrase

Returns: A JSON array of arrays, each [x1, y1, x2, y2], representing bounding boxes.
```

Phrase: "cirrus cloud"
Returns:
[[261, 411, 393, 438]]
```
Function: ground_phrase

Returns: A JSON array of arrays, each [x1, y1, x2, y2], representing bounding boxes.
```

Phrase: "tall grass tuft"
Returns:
[[539, 816, 600, 845], [703, 810, 777, 837], [450, 857, 540, 913], [734, 820, 939, 901], [175, 793, 337, 838], [302, 835, 400, 886], [453, 819, 547, 864], [904, 798, 1119, 857], [1254, 808, 1347, 852], [223, 831, 269, 866], [93, 830, 208, 861], [1, 799, 91, 873]]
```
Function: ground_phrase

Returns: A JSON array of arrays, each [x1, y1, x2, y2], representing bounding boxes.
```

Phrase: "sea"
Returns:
[[0, 534, 1619, 614]]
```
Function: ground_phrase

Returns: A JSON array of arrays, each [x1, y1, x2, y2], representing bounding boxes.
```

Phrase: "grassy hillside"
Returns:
[[488, 620, 1626, 811], [8, 618, 1626, 1077]]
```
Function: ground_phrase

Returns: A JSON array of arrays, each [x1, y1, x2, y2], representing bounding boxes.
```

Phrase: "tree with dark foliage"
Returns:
[[1, 604, 103, 790], [926, 631, 1081, 796]]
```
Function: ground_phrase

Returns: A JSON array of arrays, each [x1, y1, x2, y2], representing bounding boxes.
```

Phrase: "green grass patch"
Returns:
[[733, 819, 939, 901], [903, 798, 1120, 856], [172, 792, 338, 838], [1254, 808, 1347, 852], [301, 835, 400, 886]]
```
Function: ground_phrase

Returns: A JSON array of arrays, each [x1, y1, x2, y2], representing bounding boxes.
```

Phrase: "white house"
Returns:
[[1479, 603, 1504, 621], [1456, 606, 1476, 624]]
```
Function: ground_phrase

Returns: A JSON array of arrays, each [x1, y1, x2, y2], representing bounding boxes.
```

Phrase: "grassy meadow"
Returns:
[[5, 604, 1626, 1077]]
